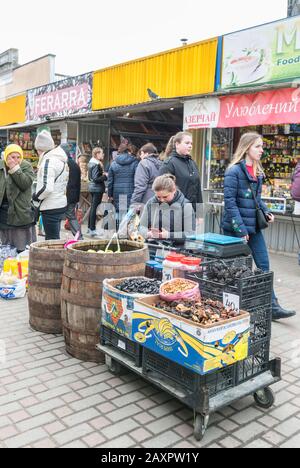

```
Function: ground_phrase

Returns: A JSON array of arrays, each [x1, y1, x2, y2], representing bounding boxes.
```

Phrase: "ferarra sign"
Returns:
[[222, 15, 300, 89], [27, 73, 92, 122], [184, 88, 300, 129]]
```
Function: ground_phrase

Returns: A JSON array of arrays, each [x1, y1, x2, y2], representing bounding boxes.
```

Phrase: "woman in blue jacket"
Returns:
[[223, 132, 295, 321], [108, 143, 139, 225]]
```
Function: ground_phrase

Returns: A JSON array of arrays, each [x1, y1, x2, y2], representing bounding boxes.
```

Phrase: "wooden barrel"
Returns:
[[28, 241, 66, 334], [61, 240, 149, 363]]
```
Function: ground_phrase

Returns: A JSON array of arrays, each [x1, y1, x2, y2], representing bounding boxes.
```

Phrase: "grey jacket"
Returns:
[[131, 155, 162, 205], [139, 190, 195, 241]]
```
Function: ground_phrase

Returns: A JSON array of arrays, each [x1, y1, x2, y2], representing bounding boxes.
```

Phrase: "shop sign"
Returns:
[[184, 87, 300, 129], [184, 98, 220, 129], [222, 15, 300, 89], [26, 73, 92, 122]]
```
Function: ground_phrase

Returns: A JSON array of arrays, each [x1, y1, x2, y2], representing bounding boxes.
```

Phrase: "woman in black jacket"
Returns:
[[87, 147, 107, 237], [160, 132, 202, 213]]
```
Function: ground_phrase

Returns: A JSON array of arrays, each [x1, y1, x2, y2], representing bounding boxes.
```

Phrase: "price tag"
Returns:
[[223, 293, 240, 314], [117, 340, 126, 351], [163, 267, 174, 282]]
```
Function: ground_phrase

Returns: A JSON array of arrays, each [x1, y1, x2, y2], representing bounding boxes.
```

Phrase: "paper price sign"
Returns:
[[223, 293, 240, 314]]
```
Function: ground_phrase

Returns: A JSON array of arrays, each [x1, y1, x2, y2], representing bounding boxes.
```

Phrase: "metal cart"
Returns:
[[97, 342, 281, 442]]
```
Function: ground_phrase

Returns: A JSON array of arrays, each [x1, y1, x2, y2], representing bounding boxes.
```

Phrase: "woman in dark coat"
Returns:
[[160, 132, 202, 212], [108, 143, 139, 220], [223, 132, 295, 321], [87, 147, 107, 237]]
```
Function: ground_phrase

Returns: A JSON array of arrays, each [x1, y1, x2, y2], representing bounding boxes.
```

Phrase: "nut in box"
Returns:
[[132, 296, 250, 375], [102, 278, 161, 340]]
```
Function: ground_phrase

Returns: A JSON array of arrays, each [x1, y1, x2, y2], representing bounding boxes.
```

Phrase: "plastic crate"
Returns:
[[142, 348, 236, 398], [235, 338, 270, 384], [189, 272, 273, 312], [100, 326, 143, 367], [249, 307, 272, 346]]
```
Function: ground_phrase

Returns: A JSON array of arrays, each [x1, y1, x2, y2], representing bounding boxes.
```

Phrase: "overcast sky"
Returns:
[[1, 0, 288, 77]]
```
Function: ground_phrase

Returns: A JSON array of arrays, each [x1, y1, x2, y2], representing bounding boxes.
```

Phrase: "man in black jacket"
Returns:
[[61, 143, 83, 239]]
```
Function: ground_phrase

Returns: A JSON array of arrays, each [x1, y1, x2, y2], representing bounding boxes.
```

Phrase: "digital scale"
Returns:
[[184, 233, 251, 258]]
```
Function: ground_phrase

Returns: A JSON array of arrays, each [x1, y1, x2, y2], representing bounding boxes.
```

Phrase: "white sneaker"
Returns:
[[87, 229, 97, 237]]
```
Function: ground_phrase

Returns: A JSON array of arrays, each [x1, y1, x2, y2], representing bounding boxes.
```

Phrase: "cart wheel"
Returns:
[[194, 414, 209, 442], [254, 387, 275, 409], [105, 356, 122, 375]]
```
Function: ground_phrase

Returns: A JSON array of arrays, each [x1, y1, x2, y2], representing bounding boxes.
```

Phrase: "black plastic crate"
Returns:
[[189, 272, 273, 312], [142, 348, 236, 398], [249, 307, 272, 346], [100, 326, 143, 367], [235, 338, 270, 384]]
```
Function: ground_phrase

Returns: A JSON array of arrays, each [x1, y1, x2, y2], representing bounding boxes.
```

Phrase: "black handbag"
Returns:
[[248, 183, 269, 231]]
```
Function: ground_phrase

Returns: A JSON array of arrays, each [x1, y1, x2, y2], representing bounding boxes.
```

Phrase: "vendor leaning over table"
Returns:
[[139, 174, 195, 242]]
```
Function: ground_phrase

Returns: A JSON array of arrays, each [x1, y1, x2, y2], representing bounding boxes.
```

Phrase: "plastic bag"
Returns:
[[160, 279, 200, 303], [0, 277, 27, 300]]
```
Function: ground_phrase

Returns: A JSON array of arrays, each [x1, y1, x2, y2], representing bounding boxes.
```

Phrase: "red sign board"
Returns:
[[184, 88, 300, 129]]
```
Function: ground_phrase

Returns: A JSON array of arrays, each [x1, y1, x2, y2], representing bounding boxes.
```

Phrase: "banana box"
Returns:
[[132, 296, 250, 375], [101, 278, 150, 340]]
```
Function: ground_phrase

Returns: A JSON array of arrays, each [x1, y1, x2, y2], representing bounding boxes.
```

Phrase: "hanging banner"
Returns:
[[26, 73, 93, 122], [184, 88, 300, 129], [222, 15, 300, 89]]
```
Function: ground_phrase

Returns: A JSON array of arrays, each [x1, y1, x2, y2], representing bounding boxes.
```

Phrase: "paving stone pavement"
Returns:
[[0, 253, 300, 449]]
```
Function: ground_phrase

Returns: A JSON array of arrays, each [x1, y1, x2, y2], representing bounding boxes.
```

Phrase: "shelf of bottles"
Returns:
[[261, 125, 300, 199], [210, 128, 233, 190]]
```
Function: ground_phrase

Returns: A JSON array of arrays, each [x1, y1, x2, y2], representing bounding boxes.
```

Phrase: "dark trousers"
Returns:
[[42, 210, 65, 241], [65, 203, 83, 239], [88, 193, 104, 231], [224, 230, 277, 305]]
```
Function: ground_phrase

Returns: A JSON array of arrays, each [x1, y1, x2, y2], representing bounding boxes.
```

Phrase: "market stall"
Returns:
[[97, 234, 281, 441]]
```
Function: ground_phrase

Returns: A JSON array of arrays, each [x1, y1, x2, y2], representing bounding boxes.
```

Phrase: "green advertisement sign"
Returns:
[[222, 15, 300, 89]]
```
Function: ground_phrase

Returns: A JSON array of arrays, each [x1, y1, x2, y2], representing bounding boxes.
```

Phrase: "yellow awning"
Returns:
[[0, 95, 26, 127]]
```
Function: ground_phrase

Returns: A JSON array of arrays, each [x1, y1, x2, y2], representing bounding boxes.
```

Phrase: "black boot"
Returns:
[[272, 300, 296, 321]]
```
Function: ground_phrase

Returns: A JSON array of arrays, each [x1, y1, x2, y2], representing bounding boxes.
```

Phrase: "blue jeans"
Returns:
[[224, 230, 277, 305], [41, 209, 65, 241]]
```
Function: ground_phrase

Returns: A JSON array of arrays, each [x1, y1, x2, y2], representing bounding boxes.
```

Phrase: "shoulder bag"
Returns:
[[248, 182, 269, 231]]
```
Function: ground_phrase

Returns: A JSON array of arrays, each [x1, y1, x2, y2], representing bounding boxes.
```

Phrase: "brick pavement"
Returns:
[[0, 253, 299, 448]]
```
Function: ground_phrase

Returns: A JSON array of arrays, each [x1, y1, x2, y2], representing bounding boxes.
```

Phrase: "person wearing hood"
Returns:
[[61, 143, 83, 240], [139, 174, 195, 242], [33, 130, 69, 240], [159, 132, 202, 212], [87, 147, 107, 237], [108, 143, 139, 217], [131, 143, 163, 206], [0, 144, 36, 252]]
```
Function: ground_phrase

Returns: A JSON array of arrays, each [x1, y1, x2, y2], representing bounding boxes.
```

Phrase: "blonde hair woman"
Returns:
[[160, 132, 202, 211], [223, 132, 295, 321], [139, 174, 195, 242]]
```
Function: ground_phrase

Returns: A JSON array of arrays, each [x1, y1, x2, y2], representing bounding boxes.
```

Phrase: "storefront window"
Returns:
[[209, 128, 233, 190]]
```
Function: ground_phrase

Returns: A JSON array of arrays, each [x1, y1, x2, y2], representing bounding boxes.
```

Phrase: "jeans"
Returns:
[[88, 193, 104, 231], [42, 210, 65, 241], [65, 203, 83, 239], [224, 230, 277, 306]]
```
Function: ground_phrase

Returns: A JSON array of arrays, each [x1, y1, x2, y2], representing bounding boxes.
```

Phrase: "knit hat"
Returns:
[[4, 144, 24, 163], [35, 130, 55, 152]]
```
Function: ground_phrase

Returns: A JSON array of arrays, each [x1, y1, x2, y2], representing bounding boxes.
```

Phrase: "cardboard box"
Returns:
[[132, 296, 250, 375], [101, 278, 151, 340]]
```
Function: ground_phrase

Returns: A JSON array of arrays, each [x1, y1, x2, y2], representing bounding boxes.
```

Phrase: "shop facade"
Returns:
[[184, 14, 300, 255]]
